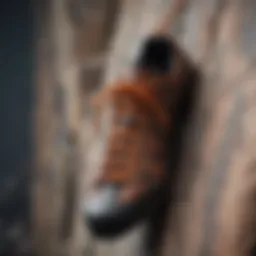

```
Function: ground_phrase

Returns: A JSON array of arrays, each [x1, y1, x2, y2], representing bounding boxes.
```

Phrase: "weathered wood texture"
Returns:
[[33, 1, 120, 256], [80, 0, 256, 256], [33, 1, 59, 256], [34, 0, 256, 256], [161, 1, 256, 256]]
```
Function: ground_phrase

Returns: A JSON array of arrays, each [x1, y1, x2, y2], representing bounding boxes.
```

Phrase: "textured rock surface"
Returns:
[[34, 0, 256, 256], [82, 1, 256, 256]]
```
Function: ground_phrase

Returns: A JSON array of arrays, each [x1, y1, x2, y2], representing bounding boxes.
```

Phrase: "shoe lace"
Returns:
[[93, 81, 170, 186]]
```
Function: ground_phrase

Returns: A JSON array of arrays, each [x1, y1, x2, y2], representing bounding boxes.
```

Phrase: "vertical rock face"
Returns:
[[34, 1, 121, 256], [81, 1, 256, 256], [160, 1, 256, 256], [33, 0, 256, 256]]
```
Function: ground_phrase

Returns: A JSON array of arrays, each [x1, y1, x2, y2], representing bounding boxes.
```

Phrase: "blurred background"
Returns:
[[1, 0, 256, 256], [0, 1, 33, 255]]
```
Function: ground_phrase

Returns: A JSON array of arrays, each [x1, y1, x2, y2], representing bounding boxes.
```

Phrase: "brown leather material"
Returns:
[[88, 36, 196, 200], [92, 81, 170, 187]]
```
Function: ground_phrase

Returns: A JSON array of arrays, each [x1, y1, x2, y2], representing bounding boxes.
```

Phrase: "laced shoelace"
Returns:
[[93, 81, 171, 186]]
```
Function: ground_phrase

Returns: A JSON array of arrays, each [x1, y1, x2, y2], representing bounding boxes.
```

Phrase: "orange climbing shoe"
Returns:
[[83, 80, 171, 236], [83, 35, 195, 237]]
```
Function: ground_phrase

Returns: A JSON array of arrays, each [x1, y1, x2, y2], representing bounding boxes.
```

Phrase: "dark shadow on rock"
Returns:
[[145, 64, 202, 256]]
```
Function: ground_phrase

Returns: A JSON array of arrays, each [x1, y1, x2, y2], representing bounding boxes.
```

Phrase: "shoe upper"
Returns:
[[82, 35, 194, 235]]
